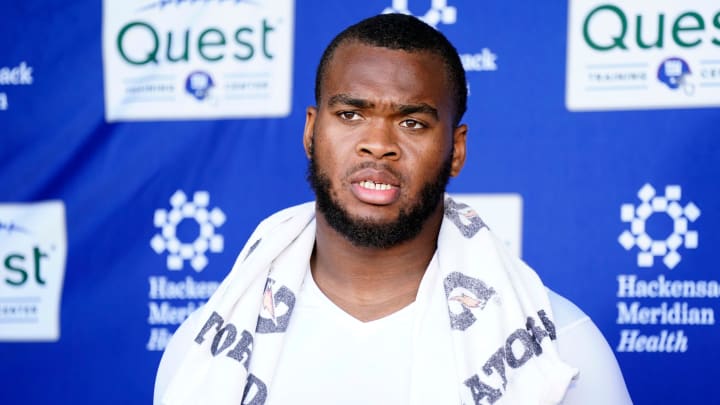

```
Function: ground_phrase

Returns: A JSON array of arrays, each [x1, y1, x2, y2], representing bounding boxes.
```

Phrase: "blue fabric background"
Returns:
[[1, 1, 718, 403]]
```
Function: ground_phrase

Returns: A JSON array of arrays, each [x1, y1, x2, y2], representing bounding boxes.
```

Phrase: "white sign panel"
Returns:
[[0, 201, 67, 341], [566, 1, 720, 111], [450, 193, 523, 257], [102, 0, 294, 121]]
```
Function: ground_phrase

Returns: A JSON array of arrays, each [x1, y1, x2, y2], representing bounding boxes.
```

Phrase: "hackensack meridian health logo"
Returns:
[[618, 184, 700, 269], [615, 184, 715, 354], [150, 190, 225, 272]]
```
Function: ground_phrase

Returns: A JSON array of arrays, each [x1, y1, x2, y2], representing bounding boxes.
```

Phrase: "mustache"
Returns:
[[344, 161, 406, 184]]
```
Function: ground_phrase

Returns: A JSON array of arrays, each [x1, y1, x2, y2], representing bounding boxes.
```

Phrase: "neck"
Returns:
[[311, 203, 443, 322]]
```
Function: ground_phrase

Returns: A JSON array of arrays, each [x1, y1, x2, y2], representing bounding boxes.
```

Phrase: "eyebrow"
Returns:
[[327, 94, 373, 109], [397, 103, 438, 121], [327, 93, 439, 120]]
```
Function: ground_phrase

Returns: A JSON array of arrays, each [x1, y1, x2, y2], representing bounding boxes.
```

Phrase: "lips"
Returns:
[[348, 168, 401, 205]]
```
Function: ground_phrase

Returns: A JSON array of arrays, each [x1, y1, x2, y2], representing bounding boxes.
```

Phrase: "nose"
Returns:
[[355, 121, 400, 160]]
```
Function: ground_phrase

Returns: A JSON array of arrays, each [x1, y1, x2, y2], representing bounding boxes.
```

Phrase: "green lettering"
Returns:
[[117, 21, 159, 65], [166, 30, 190, 62], [33, 247, 47, 285], [636, 14, 664, 49], [672, 12, 704, 48], [234, 27, 254, 61], [583, 4, 628, 51], [198, 28, 226, 62], [4, 254, 28, 286], [712, 11, 720, 46], [261, 19, 275, 59]]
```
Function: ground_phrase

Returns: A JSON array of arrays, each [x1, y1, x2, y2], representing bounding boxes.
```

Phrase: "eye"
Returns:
[[399, 119, 426, 129], [337, 111, 362, 121]]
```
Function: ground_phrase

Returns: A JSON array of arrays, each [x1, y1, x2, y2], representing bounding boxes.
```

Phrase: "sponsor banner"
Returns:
[[566, 0, 720, 111], [614, 184, 717, 353], [146, 190, 224, 351], [102, 0, 294, 121], [0, 201, 67, 341], [450, 193, 523, 257]]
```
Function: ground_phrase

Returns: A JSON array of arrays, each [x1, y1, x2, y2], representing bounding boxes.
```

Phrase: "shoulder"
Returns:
[[234, 201, 315, 260], [546, 289, 633, 405], [546, 288, 588, 332], [257, 201, 315, 231], [154, 202, 314, 403]]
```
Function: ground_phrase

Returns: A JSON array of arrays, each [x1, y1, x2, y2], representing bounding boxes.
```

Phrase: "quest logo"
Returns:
[[566, 0, 720, 111], [0, 201, 67, 341], [102, 0, 295, 121]]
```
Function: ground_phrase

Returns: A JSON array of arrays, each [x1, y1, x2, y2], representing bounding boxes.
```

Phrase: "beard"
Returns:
[[307, 144, 452, 249]]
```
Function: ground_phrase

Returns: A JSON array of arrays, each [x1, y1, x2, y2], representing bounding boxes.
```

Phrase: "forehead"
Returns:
[[321, 42, 452, 111]]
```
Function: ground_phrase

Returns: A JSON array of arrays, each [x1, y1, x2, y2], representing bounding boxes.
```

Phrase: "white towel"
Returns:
[[161, 196, 578, 405]]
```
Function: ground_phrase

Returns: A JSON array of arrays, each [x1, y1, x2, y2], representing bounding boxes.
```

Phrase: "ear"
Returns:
[[450, 124, 467, 177], [303, 106, 318, 159]]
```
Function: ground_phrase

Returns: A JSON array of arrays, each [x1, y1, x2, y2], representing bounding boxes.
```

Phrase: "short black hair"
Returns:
[[314, 13, 467, 126]]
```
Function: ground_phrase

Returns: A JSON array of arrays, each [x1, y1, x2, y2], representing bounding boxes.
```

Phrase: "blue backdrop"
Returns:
[[1, 0, 718, 403]]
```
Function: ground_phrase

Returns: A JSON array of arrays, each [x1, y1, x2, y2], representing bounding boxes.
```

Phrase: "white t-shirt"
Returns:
[[155, 269, 633, 404], [264, 269, 457, 404]]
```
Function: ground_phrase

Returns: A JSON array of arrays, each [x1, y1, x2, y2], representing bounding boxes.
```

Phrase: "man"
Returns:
[[155, 14, 631, 404]]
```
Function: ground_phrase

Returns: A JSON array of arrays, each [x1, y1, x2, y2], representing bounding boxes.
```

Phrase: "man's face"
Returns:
[[304, 42, 467, 248]]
